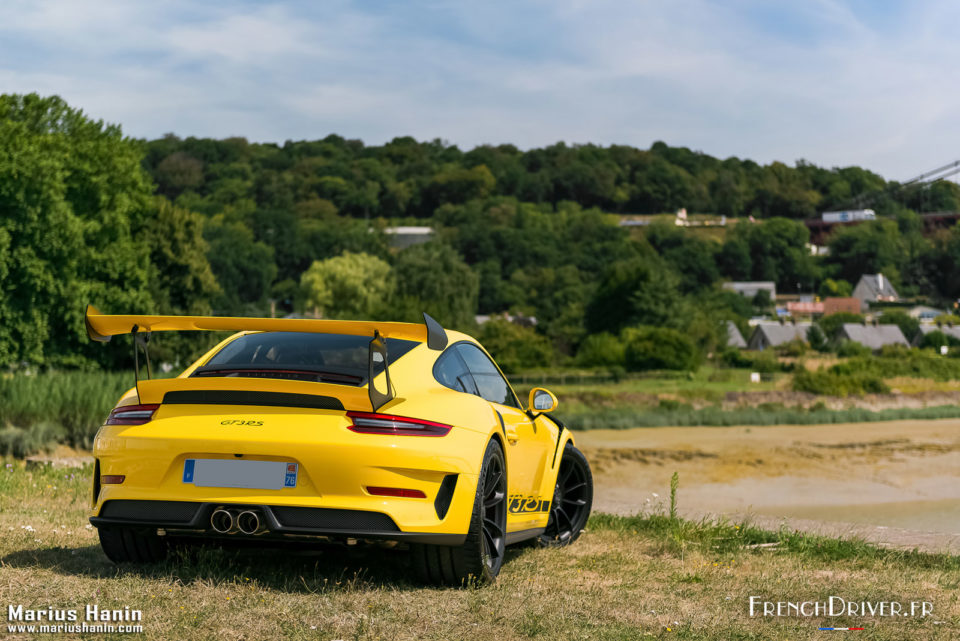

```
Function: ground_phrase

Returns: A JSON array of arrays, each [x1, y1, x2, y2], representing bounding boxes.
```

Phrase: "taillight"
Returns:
[[346, 411, 452, 436], [367, 486, 427, 498], [105, 404, 159, 426], [100, 475, 125, 484]]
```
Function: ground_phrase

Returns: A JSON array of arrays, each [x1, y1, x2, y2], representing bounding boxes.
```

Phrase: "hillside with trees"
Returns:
[[4, 93, 960, 371]]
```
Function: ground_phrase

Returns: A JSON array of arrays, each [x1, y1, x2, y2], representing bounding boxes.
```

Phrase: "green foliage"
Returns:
[[585, 256, 684, 335], [391, 242, 478, 328], [836, 340, 872, 358], [0, 94, 154, 368], [299, 252, 394, 319], [877, 310, 920, 343], [792, 369, 889, 396], [832, 350, 960, 381], [720, 218, 818, 292], [575, 333, 625, 367], [818, 278, 852, 298], [806, 324, 827, 351], [0, 371, 132, 453], [777, 338, 807, 357], [817, 312, 864, 339], [919, 330, 960, 349], [475, 320, 554, 374], [622, 326, 700, 371], [826, 220, 904, 287]]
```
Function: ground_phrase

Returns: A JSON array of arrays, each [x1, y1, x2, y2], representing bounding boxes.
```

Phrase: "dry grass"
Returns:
[[1, 461, 958, 640]]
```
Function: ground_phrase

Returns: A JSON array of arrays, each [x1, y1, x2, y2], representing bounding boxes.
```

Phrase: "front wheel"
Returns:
[[412, 438, 507, 585], [538, 444, 593, 547]]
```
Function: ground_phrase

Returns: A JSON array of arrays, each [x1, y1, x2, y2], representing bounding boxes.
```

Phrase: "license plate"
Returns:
[[182, 459, 298, 489]]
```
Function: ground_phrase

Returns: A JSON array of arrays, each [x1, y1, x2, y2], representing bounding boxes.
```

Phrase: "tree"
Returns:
[[203, 216, 277, 312], [826, 220, 904, 286], [818, 278, 852, 299], [0, 93, 155, 368], [622, 326, 700, 371], [585, 256, 685, 334], [300, 252, 394, 319], [878, 310, 920, 343], [817, 312, 863, 340], [392, 242, 479, 328], [476, 319, 554, 374], [142, 198, 220, 314]]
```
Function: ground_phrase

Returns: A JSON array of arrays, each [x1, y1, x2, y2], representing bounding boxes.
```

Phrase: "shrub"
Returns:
[[622, 326, 701, 372], [919, 330, 960, 349], [778, 339, 807, 357], [477, 319, 555, 374], [818, 312, 864, 340], [793, 369, 889, 396], [575, 333, 626, 367], [878, 310, 920, 343], [806, 324, 827, 352], [836, 340, 872, 358]]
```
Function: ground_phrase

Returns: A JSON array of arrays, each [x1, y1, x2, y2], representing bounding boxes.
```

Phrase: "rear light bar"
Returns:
[[346, 411, 452, 437], [105, 404, 159, 426], [367, 486, 427, 499]]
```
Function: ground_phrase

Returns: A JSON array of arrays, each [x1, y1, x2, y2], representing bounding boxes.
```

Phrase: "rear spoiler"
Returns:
[[85, 305, 448, 411]]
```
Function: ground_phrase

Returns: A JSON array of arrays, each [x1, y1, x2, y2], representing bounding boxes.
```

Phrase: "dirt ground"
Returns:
[[577, 419, 960, 552]]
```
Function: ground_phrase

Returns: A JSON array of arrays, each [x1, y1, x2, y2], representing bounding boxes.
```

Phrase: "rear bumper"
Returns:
[[90, 499, 466, 545]]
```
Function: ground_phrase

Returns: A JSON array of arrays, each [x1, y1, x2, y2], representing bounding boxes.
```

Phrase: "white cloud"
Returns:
[[2, 0, 960, 179]]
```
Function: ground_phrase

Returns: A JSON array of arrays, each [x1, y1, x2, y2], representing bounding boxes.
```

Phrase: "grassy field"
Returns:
[[1, 461, 957, 640]]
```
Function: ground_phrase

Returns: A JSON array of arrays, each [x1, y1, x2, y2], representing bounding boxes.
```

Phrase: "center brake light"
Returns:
[[346, 411, 452, 437], [105, 404, 160, 426]]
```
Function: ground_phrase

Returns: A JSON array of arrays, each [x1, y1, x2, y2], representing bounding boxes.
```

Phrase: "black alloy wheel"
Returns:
[[412, 439, 508, 585], [540, 444, 593, 546], [479, 443, 506, 572]]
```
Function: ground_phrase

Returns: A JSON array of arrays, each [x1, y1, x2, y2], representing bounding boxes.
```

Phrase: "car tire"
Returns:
[[98, 526, 168, 564], [412, 438, 507, 585], [538, 444, 593, 547]]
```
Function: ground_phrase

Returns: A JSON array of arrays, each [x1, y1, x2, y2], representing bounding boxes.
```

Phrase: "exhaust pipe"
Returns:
[[211, 509, 234, 533], [236, 510, 261, 535]]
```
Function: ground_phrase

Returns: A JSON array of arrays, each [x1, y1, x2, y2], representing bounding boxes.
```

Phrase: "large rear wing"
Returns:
[[84, 305, 448, 411]]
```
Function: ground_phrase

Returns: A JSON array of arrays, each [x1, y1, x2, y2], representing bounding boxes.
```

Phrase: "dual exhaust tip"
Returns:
[[211, 508, 262, 535]]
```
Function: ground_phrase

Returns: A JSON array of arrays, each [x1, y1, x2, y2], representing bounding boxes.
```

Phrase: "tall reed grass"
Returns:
[[0, 371, 133, 456]]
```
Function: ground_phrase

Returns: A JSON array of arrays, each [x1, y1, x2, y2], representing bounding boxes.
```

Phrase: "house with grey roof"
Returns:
[[722, 281, 777, 300], [852, 273, 898, 306], [726, 321, 747, 349], [912, 324, 960, 346], [747, 322, 811, 350], [837, 323, 908, 350]]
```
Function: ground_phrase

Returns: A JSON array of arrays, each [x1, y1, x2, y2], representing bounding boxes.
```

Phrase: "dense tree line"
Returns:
[[4, 94, 960, 371]]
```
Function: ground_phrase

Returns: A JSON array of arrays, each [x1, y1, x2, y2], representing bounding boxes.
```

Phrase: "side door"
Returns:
[[453, 343, 553, 531]]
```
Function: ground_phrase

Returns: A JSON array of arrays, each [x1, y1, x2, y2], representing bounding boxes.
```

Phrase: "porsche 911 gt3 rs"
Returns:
[[85, 306, 593, 584]]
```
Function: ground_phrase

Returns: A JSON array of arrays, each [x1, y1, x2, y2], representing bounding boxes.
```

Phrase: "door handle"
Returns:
[[505, 429, 519, 444]]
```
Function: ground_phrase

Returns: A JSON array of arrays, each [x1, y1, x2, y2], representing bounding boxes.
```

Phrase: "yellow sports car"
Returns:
[[85, 306, 593, 584]]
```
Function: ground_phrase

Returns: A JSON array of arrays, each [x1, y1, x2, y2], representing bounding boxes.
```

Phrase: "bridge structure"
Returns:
[[804, 160, 960, 245]]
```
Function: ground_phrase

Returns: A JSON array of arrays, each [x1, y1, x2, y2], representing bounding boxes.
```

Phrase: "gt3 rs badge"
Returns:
[[508, 494, 550, 514]]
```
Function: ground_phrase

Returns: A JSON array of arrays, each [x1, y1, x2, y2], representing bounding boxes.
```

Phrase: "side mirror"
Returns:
[[528, 387, 558, 414]]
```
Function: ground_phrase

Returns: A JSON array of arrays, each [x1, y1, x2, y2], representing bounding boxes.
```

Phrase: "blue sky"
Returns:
[[1, 0, 957, 179]]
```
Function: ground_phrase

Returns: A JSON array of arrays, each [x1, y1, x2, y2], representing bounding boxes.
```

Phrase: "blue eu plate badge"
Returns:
[[284, 463, 298, 488]]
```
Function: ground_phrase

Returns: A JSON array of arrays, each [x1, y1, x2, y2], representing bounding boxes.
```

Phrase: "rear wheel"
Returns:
[[98, 526, 168, 564], [412, 438, 507, 585], [539, 444, 593, 547]]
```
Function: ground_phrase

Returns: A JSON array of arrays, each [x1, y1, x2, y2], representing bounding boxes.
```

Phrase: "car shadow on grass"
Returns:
[[1, 540, 531, 591]]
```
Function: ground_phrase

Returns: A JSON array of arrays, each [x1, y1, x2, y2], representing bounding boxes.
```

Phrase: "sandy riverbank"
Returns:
[[576, 419, 960, 551]]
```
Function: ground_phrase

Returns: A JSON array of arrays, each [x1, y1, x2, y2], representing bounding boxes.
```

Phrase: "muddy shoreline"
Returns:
[[577, 418, 960, 552]]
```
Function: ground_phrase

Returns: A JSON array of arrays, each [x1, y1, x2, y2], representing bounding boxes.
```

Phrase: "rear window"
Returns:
[[193, 332, 418, 385]]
